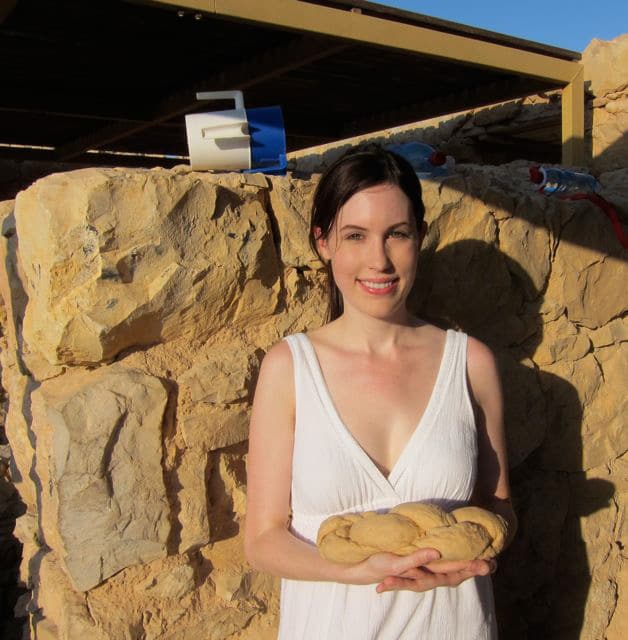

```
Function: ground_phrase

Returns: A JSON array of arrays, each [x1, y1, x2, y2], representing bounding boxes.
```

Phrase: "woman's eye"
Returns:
[[346, 232, 363, 240], [389, 230, 410, 239]]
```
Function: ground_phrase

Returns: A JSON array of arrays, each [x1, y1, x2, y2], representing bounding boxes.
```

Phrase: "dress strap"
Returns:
[[448, 331, 475, 421]]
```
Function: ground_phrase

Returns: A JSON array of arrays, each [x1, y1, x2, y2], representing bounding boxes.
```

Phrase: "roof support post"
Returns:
[[561, 65, 585, 166]]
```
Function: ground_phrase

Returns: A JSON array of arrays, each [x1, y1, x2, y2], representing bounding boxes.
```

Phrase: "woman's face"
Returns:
[[315, 182, 426, 322]]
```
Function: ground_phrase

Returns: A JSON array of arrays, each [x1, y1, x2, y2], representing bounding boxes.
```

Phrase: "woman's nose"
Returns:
[[368, 238, 392, 271]]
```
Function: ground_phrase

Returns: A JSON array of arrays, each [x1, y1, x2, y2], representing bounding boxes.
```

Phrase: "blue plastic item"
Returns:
[[530, 166, 599, 195], [245, 106, 287, 175], [385, 142, 452, 178]]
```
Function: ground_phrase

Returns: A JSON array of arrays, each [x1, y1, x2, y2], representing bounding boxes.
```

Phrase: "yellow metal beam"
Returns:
[[561, 66, 585, 166], [150, 0, 581, 84]]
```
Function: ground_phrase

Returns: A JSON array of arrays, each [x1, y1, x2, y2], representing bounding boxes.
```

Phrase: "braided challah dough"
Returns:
[[317, 502, 508, 565]]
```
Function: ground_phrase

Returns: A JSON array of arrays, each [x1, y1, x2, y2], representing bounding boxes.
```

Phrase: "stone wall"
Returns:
[[0, 155, 626, 638]]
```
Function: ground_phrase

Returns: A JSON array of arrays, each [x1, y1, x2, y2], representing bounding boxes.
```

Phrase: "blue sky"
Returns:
[[376, 1, 628, 52]]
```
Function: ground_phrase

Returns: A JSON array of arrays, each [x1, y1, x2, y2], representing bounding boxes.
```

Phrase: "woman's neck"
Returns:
[[329, 307, 425, 355]]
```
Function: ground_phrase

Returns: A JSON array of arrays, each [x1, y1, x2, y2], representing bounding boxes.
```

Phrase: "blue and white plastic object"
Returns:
[[530, 166, 599, 195], [385, 141, 455, 178], [185, 90, 287, 174]]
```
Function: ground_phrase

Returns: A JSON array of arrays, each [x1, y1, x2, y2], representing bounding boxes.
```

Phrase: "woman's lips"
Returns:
[[357, 278, 399, 295]]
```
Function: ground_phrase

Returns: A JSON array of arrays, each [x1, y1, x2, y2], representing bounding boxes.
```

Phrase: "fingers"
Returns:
[[376, 559, 495, 593], [394, 548, 440, 573], [376, 568, 470, 593], [424, 559, 492, 576]]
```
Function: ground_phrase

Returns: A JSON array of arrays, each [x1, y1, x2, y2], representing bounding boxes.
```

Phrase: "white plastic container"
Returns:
[[185, 90, 251, 171]]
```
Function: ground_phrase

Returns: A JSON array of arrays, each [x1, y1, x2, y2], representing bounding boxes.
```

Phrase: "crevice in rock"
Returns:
[[161, 381, 182, 557], [100, 409, 128, 498], [259, 182, 289, 316]]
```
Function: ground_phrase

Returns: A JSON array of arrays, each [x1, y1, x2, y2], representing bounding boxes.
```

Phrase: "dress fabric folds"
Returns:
[[278, 330, 497, 640]]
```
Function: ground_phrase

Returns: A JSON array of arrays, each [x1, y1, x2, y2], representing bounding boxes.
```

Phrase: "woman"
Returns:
[[245, 145, 516, 638]]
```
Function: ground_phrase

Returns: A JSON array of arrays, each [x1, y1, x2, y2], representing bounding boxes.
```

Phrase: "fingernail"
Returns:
[[426, 550, 441, 562]]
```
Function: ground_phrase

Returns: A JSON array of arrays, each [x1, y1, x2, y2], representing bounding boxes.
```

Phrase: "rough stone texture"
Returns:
[[14, 169, 280, 366], [31, 365, 171, 592], [0, 36, 626, 640], [582, 36, 628, 102]]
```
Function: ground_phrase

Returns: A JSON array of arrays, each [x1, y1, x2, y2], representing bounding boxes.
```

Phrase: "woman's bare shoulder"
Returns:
[[465, 335, 501, 406], [251, 339, 295, 426], [260, 338, 293, 372], [466, 335, 499, 373]]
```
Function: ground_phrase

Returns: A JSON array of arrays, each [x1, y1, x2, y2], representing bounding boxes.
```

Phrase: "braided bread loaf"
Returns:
[[317, 502, 508, 565]]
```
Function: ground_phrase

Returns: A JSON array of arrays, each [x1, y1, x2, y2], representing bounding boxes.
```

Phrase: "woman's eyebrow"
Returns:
[[339, 224, 368, 232], [339, 221, 412, 232]]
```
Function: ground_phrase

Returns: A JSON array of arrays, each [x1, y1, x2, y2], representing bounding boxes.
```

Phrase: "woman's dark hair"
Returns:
[[309, 143, 426, 321]]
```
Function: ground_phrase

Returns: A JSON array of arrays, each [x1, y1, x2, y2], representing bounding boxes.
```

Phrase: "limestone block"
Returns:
[[533, 314, 592, 366], [14, 169, 280, 365], [498, 214, 550, 300], [159, 606, 256, 640], [83, 549, 257, 638], [179, 345, 259, 404], [203, 446, 248, 547], [544, 207, 627, 329], [606, 563, 628, 640], [0, 361, 35, 506], [497, 353, 547, 468], [591, 94, 628, 173], [13, 510, 39, 586], [135, 564, 196, 600], [587, 317, 628, 348], [0, 206, 64, 382], [598, 168, 628, 220], [181, 404, 250, 452], [473, 101, 521, 127], [581, 343, 628, 470], [204, 536, 248, 602], [583, 35, 628, 97], [415, 207, 535, 348], [175, 447, 210, 553], [31, 365, 171, 591], [0, 198, 13, 220], [36, 553, 109, 640], [267, 177, 320, 268], [537, 354, 605, 471]]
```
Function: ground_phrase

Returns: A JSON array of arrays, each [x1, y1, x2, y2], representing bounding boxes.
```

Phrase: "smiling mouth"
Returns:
[[357, 278, 399, 293]]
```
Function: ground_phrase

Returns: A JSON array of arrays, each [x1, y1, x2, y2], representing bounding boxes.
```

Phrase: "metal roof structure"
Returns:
[[0, 0, 585, 169]]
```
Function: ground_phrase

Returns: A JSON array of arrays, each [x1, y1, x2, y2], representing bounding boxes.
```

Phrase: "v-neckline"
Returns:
[[298, 330, 453, 491]]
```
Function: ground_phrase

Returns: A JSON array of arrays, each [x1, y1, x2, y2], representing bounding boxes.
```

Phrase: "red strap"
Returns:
[[559, 192, 628, 249]]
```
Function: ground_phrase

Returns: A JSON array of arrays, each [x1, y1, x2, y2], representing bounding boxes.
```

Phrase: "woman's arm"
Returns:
[[467, 337, 518, 546], [245, 341, 484, 590], [244, 340, 335, 580]]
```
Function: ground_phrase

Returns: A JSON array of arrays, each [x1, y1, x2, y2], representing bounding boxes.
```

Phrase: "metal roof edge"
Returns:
[[300, 0, 581, 61]]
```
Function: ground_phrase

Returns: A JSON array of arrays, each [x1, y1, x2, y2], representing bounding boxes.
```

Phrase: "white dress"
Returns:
[[278, 330, 497, 640]]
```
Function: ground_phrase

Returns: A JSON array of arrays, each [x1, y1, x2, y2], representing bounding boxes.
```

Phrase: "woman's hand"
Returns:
[[339, 548, 495, 592], [375, 556, 496, 594]]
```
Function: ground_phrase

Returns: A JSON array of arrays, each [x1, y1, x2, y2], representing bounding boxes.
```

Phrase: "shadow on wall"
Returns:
[[409, 237, 615, 639]]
